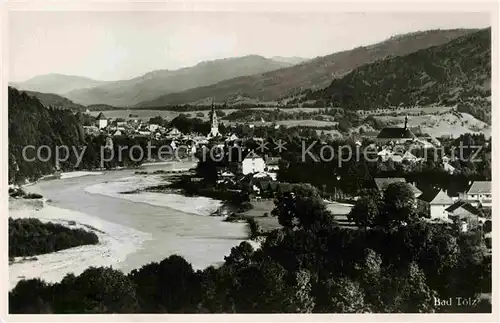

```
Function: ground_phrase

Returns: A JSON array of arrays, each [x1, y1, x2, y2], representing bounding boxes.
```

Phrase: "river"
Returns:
[[15, 162, 249, 278]]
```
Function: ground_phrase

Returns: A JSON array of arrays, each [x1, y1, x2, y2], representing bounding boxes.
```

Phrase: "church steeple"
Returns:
[[208, 97, 220, 138]]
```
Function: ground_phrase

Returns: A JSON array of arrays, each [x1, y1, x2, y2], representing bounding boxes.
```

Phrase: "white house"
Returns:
[[419, 189, 455, 220], [240, 151, 266, 175], [96, 112, 108, 129], [112, 129, 123, 137], [149, 124, 159, 132], [465, 181, 491, 207], [167, 127, 181, 137]]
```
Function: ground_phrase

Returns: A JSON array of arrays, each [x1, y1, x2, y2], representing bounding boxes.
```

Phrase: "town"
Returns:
[[7, 9, 493, 316], [77, 102, 492, 248]]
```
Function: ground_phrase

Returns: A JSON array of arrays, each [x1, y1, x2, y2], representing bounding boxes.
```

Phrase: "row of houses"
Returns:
[[374, 177, 491, 228]]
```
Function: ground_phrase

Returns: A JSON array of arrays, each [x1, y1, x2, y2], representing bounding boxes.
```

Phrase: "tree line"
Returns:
[[9, 217, 99, 258], [9, 183, 491, 313]]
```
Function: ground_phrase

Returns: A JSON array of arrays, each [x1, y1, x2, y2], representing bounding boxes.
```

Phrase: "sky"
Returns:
[[9, 11, 491, 82]]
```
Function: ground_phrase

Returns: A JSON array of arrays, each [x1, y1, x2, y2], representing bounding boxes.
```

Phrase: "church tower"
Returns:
[[208, 98, 220, 138]]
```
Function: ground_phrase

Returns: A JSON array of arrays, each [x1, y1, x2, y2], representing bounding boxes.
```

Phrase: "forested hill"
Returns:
[[22, 90, 86, 112], [8, 87, 86, 184], [305, 28, 491, 119], [137, 28, 478, 107]]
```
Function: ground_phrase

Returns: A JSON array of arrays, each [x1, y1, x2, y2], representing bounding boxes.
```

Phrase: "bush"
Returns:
[[24, 193, 43, 199]]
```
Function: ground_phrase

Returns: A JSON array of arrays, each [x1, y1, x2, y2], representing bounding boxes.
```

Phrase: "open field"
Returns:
[[225, 119, 336, 128], [238, 200, 356, 233], [374, 112, 491, 138], [239, 200, 282, 232], [357, 106, 454, 116]]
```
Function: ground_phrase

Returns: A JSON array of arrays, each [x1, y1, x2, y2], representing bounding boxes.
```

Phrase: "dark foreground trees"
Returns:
[[9, 185, 491, 314]]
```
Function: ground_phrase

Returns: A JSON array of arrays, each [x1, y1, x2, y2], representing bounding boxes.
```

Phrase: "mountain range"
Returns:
[[306, 28, 491, 112], [13, 55, 295, 107], [10, 74, 107, 95], [137, 28, 479, 107], [10, 28, 488, 111]]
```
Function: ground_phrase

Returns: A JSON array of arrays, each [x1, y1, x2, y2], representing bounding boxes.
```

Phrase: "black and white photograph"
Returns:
[[3, 1, 496, 318]]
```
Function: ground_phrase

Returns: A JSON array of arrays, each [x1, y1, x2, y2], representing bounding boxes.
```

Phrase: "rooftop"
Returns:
[[467, 181, 491, 195], [445, 200, 482, 216], [419, 189, 454, 204]]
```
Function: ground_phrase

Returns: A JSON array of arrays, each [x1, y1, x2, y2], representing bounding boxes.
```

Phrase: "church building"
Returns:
[[376, 115, 416, 144]]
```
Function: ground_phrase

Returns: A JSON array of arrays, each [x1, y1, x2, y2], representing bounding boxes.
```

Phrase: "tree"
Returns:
[[246, 218, 261, 240], [283, 270, 315, 313], [347, 195, 380, 230], [272, 184, 335, 230], [53, 267, 139, 313], [230, 259, 289, 313], [224, 241, 254, 268], [129, 255, 200, 313], [390, 262, 436, 313], [9, 279, 53, 314], [314, 277, 366, 313], [379, 182, 418, 227]]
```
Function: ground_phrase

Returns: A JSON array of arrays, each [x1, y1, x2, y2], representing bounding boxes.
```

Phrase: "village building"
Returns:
[[402, 151, 420, 162], [265, 156, 281, 172], [149, 124, 160, 132], [239, 151, 266, 175], [466, 181, 492, 208], [446, 200, 485, 230], [376, 116, 416, 144], [418, 189, 456, 220], [111, 129, 123, 137], [166, 127, 181, 137], [96, 112, 108, 129]]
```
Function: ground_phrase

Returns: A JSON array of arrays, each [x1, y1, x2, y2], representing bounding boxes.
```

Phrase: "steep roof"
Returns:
[[96, 112, 106, 120], [445, 200, 482, 216], [244, 150, 263, 160], [377, 127, 415, 139], [403, 151, 418, 160], [418, 188, 441, 203], [419, 189, 454, 204], [467, 181, 491, 195]]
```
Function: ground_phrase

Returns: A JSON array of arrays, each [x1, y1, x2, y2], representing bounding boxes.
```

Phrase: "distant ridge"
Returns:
[[63, 55, 292, 107], [12, 74, 107, 96], [305, 28, 491, 121], [270, 56, 309, 65], [21, 90, 86, 112], [136, 28, 479, 107]]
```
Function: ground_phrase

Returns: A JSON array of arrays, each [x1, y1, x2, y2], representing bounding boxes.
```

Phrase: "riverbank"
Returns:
[[9, 162, 262, 289], [8, 197, 151, 291]]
